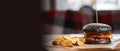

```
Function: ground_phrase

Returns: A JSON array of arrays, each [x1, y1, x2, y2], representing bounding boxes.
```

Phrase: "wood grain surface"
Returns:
[[44, 34, 120, 51]]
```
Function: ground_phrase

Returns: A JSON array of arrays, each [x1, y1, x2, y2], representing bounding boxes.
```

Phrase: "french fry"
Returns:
[[52, 35, 85, 47], [79, 37, 86, 43], [61, 40, 73, 47], [76, 38, 84, 46], [62, 35, 71, 41], [70, 38, 77, 44], [52, 37, 65, 46], [70, 37, 79, 44]]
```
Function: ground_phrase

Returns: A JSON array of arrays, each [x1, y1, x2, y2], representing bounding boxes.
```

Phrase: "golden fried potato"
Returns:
[[76, 39, 84, 46], [52, 35, 85, 47], [70, 38, 77, 44], [61, 40, 73, 47], [62, 35, 71, 41], [52, 37, 65, 46], [70, 37, 79, 44], [79, 37, 86, 43]]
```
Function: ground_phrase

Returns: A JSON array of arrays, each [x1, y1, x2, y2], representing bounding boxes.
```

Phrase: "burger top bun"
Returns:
[[82, 23, 112, 32]]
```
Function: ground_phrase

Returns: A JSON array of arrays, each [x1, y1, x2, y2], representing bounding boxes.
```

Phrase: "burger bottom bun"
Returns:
[[85, 39, 111, 44]]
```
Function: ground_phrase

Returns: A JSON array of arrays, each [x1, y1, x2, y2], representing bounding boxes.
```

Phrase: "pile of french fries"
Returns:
[[52, 35, 85, 47]]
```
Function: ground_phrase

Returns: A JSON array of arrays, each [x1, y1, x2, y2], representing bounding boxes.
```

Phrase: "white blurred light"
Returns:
[[92, 3, 118, 11], [68, 0, 82, 11], [55, 0, 120, 11], [55, 0, 68, 11], [118, 0, 120, 9]]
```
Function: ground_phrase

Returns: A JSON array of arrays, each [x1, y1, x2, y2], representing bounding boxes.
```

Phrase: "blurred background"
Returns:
[[41, 0, 120, 34]]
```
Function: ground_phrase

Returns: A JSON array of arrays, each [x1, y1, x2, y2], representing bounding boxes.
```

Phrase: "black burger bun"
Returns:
[[82, 23, 112, 32]]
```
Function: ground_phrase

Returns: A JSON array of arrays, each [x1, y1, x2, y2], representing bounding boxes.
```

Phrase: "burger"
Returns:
[[82, 23, 112, 44]]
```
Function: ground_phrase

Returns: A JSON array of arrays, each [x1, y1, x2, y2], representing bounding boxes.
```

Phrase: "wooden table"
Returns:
[[43, 34, 120, 51], [115, 43, 120, 50]]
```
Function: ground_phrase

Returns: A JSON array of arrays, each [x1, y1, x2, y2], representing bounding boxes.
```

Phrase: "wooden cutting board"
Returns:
[[45, 44, 120, 51], [44, 34, 120, 51], [115, 43, 120, 50]]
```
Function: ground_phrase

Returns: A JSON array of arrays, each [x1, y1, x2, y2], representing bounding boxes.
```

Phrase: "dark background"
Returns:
[[1, 0, 45, 51]]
